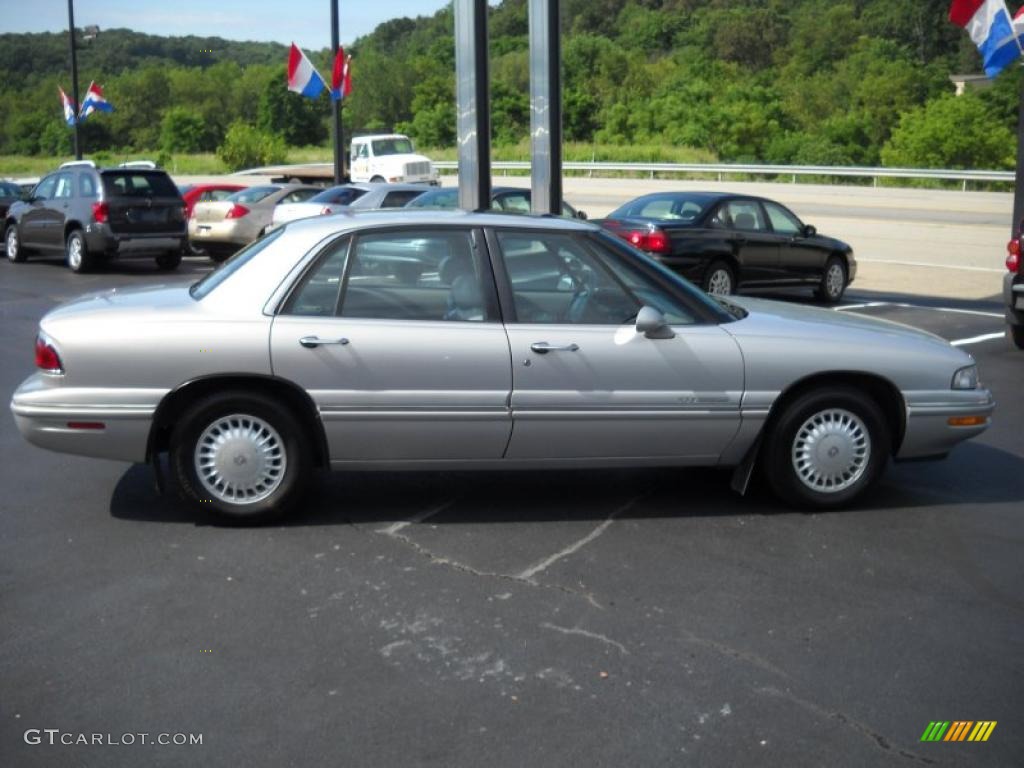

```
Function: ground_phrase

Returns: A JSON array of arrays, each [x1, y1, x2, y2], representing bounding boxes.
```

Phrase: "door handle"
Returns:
[[530, 342, 579, 354], [299, 336, 349, 348]]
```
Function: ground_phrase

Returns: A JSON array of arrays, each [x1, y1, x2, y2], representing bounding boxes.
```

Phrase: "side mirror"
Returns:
[[635, 305, 675, 340], [802, 224, 817, 238], [576, 210, 588, 220]]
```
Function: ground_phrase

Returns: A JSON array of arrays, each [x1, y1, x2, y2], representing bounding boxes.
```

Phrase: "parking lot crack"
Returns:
[[755, 686, 935, 764], [540, 622, 629, 655]]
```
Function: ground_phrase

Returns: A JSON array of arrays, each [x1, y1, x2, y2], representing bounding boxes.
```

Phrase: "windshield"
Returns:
[[190, 228, 284, 300], [310, 186, 367, 205], [608, 193, 712, 222], [405, 188, 457, 208], [372, 138, 414, 156], [228, 186, 280, 204]]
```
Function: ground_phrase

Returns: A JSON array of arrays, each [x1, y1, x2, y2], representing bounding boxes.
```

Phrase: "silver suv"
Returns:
[[3, 160, 186, 273]]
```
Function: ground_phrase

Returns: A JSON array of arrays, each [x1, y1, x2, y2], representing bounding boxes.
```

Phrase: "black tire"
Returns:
[[370, 175, 386, 183], [815, 255, 847, 304], [65, 229, 94, 273], [208, 249, 232, 264], [170, 392, 311, 524], [1010, 324, 1024, 350], [702, 260, 736, 296], [5, 223, 26, 262], [763, 386, 889, 509], [156, 251, 182, 271]]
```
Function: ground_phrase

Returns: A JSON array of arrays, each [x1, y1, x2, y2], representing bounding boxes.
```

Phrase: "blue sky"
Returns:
[[0, 0, 453, 47]]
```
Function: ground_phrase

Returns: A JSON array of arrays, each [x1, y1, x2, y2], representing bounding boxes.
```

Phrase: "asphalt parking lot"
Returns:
[[1, 255, 1022, 767]]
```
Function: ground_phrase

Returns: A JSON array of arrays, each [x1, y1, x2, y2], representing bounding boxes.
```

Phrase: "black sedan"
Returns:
[[598, 191, 856, 302], [0, 180, 22, 228]]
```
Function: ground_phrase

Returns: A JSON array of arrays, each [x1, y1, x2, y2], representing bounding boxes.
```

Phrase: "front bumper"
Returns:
[[896, 388, 995, 459], [10, 373, 163, 463]]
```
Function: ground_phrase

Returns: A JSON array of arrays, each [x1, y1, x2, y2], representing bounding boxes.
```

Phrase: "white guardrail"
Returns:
[[432, 160, 1014, 188]]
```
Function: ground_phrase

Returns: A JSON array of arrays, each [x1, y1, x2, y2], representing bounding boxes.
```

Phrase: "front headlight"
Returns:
[[952, 365, 979, 390]]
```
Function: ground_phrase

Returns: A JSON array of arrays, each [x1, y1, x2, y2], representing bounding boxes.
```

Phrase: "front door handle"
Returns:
[[530, 342, 579, 354], [299, 336, 349, 348]]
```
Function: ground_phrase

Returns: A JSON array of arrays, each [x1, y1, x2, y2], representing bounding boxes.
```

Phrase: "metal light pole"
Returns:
[[330, 0, 345, 184], [67, 0, 82, 159], [1014, 72, 1024, 237], [454, 0, 491, 210], [528, 0, 562, 215]]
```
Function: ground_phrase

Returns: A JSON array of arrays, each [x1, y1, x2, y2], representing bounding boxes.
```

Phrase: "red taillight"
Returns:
[[624, 227, 671, 255], [1007, 238, 1021, 273], [35, 336, 63, 373], [91, 201, 109, 223], [225, 204, 250, 219]]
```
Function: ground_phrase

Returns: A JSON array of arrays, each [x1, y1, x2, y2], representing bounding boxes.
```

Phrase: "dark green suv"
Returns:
[[4, 161, 186, 273]]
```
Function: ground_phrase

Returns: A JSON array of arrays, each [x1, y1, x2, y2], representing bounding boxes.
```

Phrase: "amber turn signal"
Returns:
[[947, 416, 987, 427]]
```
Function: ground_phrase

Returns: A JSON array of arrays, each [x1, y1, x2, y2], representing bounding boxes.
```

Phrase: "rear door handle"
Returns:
[[530, 342, 579, 354], [299, 336, 349, 348]]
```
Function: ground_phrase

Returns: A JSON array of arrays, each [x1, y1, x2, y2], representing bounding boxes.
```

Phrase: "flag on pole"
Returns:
[[79, 81, 114, 121], [287, 43, 326, 98], [59, 86, 77, 126], [949, 0, 1023, 77], [330, 47, 353, 101]]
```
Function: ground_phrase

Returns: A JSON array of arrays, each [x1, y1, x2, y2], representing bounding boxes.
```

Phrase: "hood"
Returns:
[[374, 153, 432, 165]]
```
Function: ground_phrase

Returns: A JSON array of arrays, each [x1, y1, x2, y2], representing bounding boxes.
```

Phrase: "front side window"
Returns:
[[34, 175, 58, 201], [497, 231, 640, 325], [282, 237, 350, 316], [339, 230, 491, 322], [726, 201, 766, 232], [763, 201, 803, 235]]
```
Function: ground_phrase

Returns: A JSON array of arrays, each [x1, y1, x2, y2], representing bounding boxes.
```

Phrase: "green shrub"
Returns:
[[216, 121, 287, 171]]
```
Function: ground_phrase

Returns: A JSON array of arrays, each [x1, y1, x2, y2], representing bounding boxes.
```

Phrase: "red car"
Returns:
[[178, 183, 246, 219]]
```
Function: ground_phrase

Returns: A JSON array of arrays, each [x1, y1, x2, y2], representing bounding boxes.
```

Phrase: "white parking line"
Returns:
[[951, 332, 1006, 347], [835, 301, 1003, 319], [855, 258, 1004, 273]]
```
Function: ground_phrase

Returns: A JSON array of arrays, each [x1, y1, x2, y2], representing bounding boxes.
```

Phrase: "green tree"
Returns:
[[257, 68, 327, 146], [160, 107, 210, 153], [881, 93, 1014, 169], [216, 121, 287, 171]]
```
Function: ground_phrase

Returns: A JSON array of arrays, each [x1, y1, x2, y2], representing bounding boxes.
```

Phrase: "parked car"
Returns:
[[0, 180, 22, 225], [4, 160, 186, 273], [188, 184, 320, 261], [1005, 223, 1024, 349], [11, 211, 993, 523], [349, 133, 438, 185], [405, 185, 587, 219], [178, 183, 246, 219], [599, 191, 855, 302], [270, 182, 429, 230]]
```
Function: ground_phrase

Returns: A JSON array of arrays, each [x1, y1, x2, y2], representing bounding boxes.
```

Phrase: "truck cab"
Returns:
[[349, 134, 438, 186]]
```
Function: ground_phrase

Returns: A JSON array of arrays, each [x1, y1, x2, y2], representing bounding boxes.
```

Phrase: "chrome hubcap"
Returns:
[[68, 237, 82, 269], [791, 408, 870, 493], [6, 229, 17, 258], [826, 263, 844, 297], [194, 414, 286, 505], [707, 269, 732, 295]]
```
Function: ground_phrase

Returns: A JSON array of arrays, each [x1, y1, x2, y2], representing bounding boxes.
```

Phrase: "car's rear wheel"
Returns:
[[764, 387, 889, 509], [1010, 324, 1024, 350], [156, 251, 182, 271], [5, 224, 26, 262], [66, 229, 94, 273], [170, 392, 310, 524], [815, 255, 847, 303], [703, 260, 735, 296]]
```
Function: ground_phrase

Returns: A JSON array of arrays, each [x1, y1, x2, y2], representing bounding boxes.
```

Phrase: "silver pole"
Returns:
[[454, 0, 491, 211], [528, 0, 562, 215]]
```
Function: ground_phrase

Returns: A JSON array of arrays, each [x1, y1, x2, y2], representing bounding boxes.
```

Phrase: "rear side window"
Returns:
[[279, 189, 319, 205], [311, 187, 366, 206], [102, 172, 179, 198], [228, 186, 280, 204], [726, 201, 766, 232], [380, 190, 422, 208], [406, 189, 457, 209], [79, 174, 97, 198]]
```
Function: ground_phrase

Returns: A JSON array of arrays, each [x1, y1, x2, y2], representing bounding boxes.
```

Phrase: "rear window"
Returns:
[[190, 228, 284, 300], [228, 186, 280, 204], [310, 187, 367, 206], [0, 181, 22, 197], [406, 189, 457, 209], [101, 171, 179, 198]]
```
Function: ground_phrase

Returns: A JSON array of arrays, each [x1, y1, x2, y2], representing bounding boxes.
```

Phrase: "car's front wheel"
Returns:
[[156, 251, 182, 271], [1010, 324, 1024, 350], [5, 224, 26, 262], [66, 229, 94, 273], [815, 255, 847, 303], [171, 392, 311, 524], [703, 260, 736, 296], [764, 387, 889, 509]]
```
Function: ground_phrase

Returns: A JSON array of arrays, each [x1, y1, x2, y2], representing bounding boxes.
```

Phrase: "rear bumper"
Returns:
[[188, 218, 256, 247], [84, 223, 185, 256], [1005, 272, 1024, 325], [10, 373, 162, 463], [896, 388, 995, 459]]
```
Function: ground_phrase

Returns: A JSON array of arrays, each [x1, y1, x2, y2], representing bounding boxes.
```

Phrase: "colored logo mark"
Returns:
[[920, 721, 996, 742]]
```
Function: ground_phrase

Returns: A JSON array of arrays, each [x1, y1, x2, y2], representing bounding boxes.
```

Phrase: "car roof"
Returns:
[[283, 208, 596, 237]]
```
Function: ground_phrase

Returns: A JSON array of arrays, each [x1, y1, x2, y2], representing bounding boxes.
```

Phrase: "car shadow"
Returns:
[[110, 441, 1024, 527], [14, 255, 211, 277]]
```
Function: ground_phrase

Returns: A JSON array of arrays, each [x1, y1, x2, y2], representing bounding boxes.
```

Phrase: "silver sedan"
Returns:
[[10, 211, 994, 523]]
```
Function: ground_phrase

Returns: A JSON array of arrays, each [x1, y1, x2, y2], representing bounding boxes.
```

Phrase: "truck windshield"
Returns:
[[372, 138, 414, 156]]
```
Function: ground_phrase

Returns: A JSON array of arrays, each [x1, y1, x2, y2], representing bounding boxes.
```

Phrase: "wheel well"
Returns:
[[4, 217, 15, 233], [763, 371, 906, 455], [146, 375, 329, 468], [829, 251, 850, 275], [64, 221, 84, 241], [705, 254, 739, 279]]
